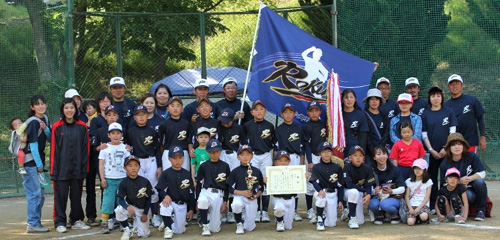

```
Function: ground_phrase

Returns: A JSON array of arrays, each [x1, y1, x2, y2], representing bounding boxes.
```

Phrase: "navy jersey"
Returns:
[[189, 116, 219, 148], [343, 109, 369, 150], [444, 94, 485, 146], [125, 125, 161, 167], [379, 99, 399, 120], [158, 117, 191, 150], [437, 184, 466, 202], [117, 175, 154, 209], [411, 98, 428, 116], [156, 168, 195, 210], [275, 122, 303, 155], [302, 119, 326, 156], [24, 116, 50, 168], [343, 162, 375, 193], [310, 160, 344, 191], [196, 160, 231, 201], [227, 164, 264, 195], [128, 114, 164, 132], [440, 152, 485, 186], [373, 162, 405, 189], [217, 123, 247, 152], [155, 105, 168, 118], [421, 107, 457, 151], [78, 109, 88, 124], [89, 115, 107, 137], [365, 111, 389, 152], [181, 100, 219, 121], [92, 124, 110, 146], [113, 98, 137, 126], [216, 98, 252, 124], [243, 120, 276, 153]]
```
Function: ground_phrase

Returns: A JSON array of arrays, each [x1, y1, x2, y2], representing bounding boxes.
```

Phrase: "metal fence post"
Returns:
[[332, 0, 338, 47], [200, 13, 207, 79], [66, 0, 75, 88], [115, 16, 123, 77]]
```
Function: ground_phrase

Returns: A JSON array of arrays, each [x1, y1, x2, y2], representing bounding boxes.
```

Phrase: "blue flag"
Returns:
[[248, 6, 375, 124]]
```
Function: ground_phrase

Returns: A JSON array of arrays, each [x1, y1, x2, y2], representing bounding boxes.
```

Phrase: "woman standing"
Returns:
[[51, 98, 91, 233], [154, 84, 172, 118], [421, 86, 457, 212], [342, 89, 369, 158], [23, 95, 51, 233], [129, 93, 164, 129], [363, 88, 390, 167]]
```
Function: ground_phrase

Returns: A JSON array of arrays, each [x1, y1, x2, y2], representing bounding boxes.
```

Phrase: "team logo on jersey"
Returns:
[[350, 121, 358, 129], [329, 173, 338, 183], [210, 128, 217, 138], [288, 133, 299, 142], [155, 125, 159, 132], [229, 135, 240, 144], [418, 108, 425, 115], [442, 117, 449, 126], [144, 136, 153, 145], [136, 187, 149, 198], [466, 165, 472, 176], [178, 130, 187, 140], [379, 122, 384, 129], [180, 179, 190, 189], [215, 173, 227, 182], [356, 179, 365, 186], [463, 105, 471, 114], [320, 128, 326, 137], [388, 110, 395, 118], [261, 129, 271, 139]]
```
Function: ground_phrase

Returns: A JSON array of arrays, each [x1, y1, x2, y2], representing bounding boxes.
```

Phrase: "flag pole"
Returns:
[[239, 1, 265, 125]]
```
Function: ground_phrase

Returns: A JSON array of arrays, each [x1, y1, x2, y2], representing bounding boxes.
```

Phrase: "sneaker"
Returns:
[[430, 209, 436, 215], [87, 217, 99, 226], [221, 213, 228, 223], [152, 214, 162, 228], [348, 217, 359, 229], [108, 218, 115, 231], [369, 210, 375, 222], [261, 211, 270, 222], [374, 217, 383, 225], [193, 213, 198, 220], [390, 216, 400, 225], [340, 209, 350, 222], [56, 225, 68, 233], [276, 220, 285, 232], [121, 226, 133, 240], [455, 215, 466, 224], [255, 211, 261, 222], [227, 212, 236, 223], [235, 222, 244, 234], [316, 216, 325, 231], [164, 227, 173, 239], [294, 211, 302, 221], [306, 208, 316, 220], [27, 225, 49, 233], [158, 222, 165, 232], [475, 211, 485, 221], [72, 220, 91, 230], [202, 224, 211, 236], [18, 167, 27, 175], [431, 216, 449, 224], [101, 224, 110, 234]]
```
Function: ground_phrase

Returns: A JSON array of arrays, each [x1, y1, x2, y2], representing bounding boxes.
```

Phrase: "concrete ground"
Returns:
[[1, 181, 499, 240]]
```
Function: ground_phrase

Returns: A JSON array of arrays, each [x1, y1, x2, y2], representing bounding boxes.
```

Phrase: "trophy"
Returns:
[[246, 163, 254, 191]]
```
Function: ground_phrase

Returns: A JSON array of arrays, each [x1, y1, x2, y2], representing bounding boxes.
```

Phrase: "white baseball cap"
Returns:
[[64, 89, 81, 99], [109, 77, 125, 87], [375, 77, 391, 88], [397, 93, 413, 103], [447, 74, 463, 84], [363, 88, 386, 104], [108, 122, 123, 132], [194, 78, 209, 89], [222, 77, 237, 88], [405, 77, 420, 87]]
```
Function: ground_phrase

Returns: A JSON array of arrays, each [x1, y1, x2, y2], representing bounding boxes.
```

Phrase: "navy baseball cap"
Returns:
[[217, 108, 235, 123], [237, 144, 253, 155], [274, 150, 291, 160], [168, 145, 184, 158], [307, 100, 321, 111], [318, 141, 333, 153], [281, 103, 295, 113], [196, 127, 211, 136], [167, 96, 183, 106], [133, 105, 148, 115], [206, 139, 222, 153], [348, 145, 365, 156], [105, 105, 118, 114], [124, 155, 140, 166], [197, 97, 211, 107], [252, 100, 266, 110]]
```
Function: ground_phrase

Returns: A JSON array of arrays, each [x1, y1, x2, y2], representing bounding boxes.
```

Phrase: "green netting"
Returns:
[[1, 0, 500, 198]]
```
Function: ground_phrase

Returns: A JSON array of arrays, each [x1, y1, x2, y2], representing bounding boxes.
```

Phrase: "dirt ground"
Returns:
[[1, 181, 499, 240]]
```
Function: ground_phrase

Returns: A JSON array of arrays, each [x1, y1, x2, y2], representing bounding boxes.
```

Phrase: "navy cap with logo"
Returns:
[[252, 100, 266, 110], [168, 145, 184, 158], [317, 141, 333, 153], [308, 100, 321, 111], [217, 108, 235, 123], [281, 103, 295, 113], [348, 145, 365, 156], [167, 96, 183, 106], [206, 139, 222, 153], [124, 155, 140, 166], [274, 150, 291, 160], [105, 105, 118, 114], [237, 144, 253, 155], [133, 105, 148, 115], [197, 97, 211, 107]]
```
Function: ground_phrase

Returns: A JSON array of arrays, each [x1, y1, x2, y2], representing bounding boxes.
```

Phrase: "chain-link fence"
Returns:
[[1, 0, 500, 197]]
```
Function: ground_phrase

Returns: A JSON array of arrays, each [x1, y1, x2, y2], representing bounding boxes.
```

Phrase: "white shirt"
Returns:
[[405, 178, 433, 207], [98, 143, 130, 179]]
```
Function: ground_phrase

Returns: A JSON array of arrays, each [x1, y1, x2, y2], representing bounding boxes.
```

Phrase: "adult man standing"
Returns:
[[109, 77, 136, 127], [376, 77, 399, 120], [216, 77, 251, 124], [405, 77, 428, 116], [181, 78, 219, 121], [444, 74, 486, 152]]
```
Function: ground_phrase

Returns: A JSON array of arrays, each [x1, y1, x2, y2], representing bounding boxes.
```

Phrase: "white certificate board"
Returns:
[[266, 165, 307, 195]]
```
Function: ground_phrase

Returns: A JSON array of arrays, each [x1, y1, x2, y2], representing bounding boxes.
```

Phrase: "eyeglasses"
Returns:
[[224, 86, 237, 90]]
